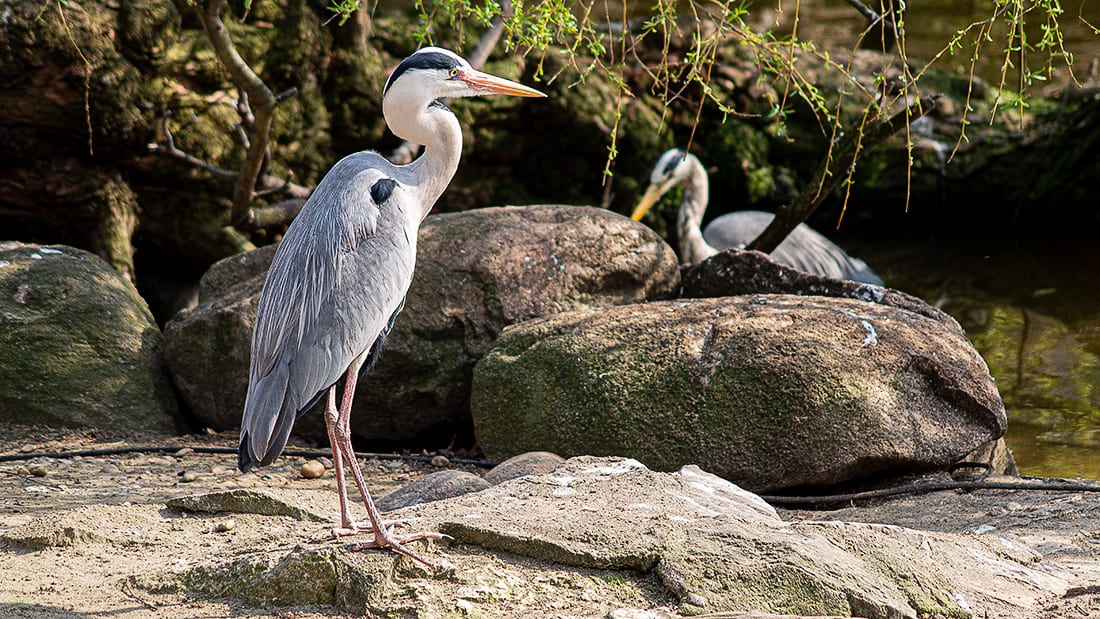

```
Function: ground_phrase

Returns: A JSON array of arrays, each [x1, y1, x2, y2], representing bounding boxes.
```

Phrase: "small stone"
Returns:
[[300, 460, 325, 479], [214, 519, 236, 532], [27, 464, 48, 477], [173, 447, 194, 457], [431, 455, 450, 467], [20, 444, 36, 453], [683, 593, 708, 607], [607, 610, 660, 619], [180, 471, 199, 483], [101, 463, 121, 474]]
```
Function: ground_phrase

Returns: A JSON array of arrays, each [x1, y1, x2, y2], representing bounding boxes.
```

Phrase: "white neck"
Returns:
[[383, 95, 462, 223], [676, 156, 717, 263]]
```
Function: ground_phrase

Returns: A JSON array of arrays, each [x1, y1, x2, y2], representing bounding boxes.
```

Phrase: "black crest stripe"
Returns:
[[370, 178, 398, 205], [662, 150, 685, 175], [383, 51, 461, 95]]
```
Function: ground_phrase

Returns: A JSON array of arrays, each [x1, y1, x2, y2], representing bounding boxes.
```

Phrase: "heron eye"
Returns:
[[449, 68, 460, 78]]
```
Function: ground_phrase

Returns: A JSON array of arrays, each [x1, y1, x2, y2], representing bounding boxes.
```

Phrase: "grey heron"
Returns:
[[632, 148, 884, 285], [237, 47, 544, 568]]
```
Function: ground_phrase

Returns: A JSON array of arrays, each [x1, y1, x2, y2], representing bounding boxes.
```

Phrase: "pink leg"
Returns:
[[327, 381, 404, 535], [323, 385, 355, 530], [326, 362, 449, 569]]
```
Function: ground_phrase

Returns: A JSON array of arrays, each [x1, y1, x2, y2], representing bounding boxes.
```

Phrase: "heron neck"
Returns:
[[387, 100, 463, 222], [677, 160, 717, 264]]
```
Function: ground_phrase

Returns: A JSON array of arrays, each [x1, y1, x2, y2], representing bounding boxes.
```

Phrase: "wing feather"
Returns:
[[239, 152, 418, 471]]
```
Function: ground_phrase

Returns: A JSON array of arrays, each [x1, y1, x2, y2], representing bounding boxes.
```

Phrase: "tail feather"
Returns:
[[238, 361, 296, 473]]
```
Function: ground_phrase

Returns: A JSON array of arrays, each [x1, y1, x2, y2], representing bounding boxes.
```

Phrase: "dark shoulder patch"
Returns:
[[429, 99, 450, 112], [384, 51, 461, 95], [370, 178, 398, 205]]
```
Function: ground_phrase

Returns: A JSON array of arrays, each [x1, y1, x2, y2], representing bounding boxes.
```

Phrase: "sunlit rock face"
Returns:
[[472, 293, 1006, 492]]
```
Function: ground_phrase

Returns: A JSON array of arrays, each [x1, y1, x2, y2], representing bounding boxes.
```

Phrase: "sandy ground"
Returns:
[[0, 425, 476, 618], [2, 425, 1099, 618]]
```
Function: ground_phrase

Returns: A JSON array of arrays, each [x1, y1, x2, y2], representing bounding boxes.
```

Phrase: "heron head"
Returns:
[[384, 47, 545, 104], [631, 148, 694, 222]]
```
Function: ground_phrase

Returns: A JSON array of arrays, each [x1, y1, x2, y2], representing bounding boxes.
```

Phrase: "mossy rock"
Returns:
[[0, 242, 179, 434]]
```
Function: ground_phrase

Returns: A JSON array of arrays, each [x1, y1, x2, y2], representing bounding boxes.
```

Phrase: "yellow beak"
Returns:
[[631, 181, 672, 221], [460, 69, 546, 98]]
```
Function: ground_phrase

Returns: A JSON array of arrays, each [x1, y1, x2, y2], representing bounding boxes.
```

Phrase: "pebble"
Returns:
[[214, 519, 236, 533], [173, 447, 194, 457], [27, 464, 48, 477], [300, 460, 325, 479], [180, 470, 199, 483], [19, 444, 36, 453], [101, 463, 121, 474], [431, 455, 450, 467]]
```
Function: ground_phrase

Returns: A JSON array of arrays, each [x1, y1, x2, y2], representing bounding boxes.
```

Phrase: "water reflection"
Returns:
[[856, 237, 1100, 480]]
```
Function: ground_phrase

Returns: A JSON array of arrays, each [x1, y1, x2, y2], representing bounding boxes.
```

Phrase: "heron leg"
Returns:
[[327, 377, 406, 535], [327, 361, 448, 569], [323, 385, 355, 530]]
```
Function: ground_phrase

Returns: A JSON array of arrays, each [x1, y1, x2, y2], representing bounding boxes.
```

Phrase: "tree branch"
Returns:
[[747, 95, 939, 254], [197, 0, 277, 226], [149, 116, 312, 206]]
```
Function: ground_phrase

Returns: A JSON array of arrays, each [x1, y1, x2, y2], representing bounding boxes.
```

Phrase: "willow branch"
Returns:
[[747, 94, 939, 254]]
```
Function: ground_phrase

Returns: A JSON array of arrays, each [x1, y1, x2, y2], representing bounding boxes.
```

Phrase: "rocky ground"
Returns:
[[1, 425, 1098, 619]]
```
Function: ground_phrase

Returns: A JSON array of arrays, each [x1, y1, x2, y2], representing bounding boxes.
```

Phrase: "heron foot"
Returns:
[[350, 527, 453, 570], [331, 518, 409, 538]]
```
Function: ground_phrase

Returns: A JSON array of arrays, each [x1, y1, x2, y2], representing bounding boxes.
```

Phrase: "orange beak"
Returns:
[[459, 69, 546, 98]]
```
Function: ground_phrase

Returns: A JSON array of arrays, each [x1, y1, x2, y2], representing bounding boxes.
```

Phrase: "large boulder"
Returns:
[[0, 242, 179, 434], [164, 205, 680, 443], [471, 294, 1007, 492]]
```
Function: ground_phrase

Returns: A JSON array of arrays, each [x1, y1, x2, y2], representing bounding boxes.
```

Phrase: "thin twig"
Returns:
[[150, 118, 312, 209], [762, 477, 1100, 508], [149, 122, 237, 179]]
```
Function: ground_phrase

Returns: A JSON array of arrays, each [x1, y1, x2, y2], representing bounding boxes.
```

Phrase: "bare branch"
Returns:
[[148, 121, 236, 179], [248, 199, 308, 228], [197, 0, 278, 226], [149, 117, 311, 201], [747, 95, 939, 254]]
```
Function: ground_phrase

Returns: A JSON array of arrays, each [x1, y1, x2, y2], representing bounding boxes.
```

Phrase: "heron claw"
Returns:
[[350, 529, 453, 570]]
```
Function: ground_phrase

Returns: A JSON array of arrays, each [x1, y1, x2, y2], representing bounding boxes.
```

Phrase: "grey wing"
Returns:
[[704, 210, 882, 285], [238, 157, 416, 471], [702, 210, 775, 250]]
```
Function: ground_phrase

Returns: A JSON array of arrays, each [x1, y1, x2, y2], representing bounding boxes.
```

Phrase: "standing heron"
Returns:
[[632, 148, 884, 285], [238, 47, 544, 568]]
